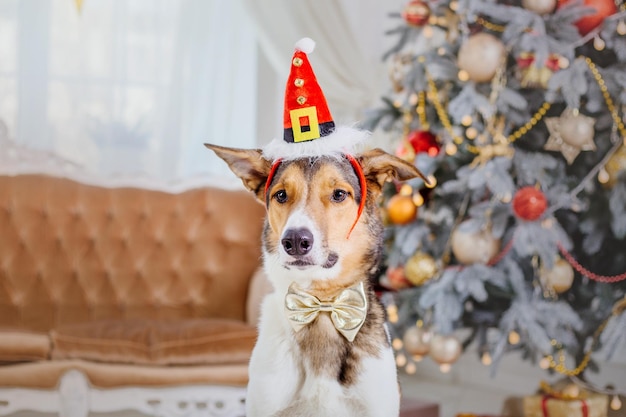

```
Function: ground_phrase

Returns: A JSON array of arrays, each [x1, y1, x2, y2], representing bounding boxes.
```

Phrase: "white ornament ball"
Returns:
[[403, 326, 433, 357], [457, 33, 506, 83], [450, 222, 501, 265], [522, 0, 557, 15], [429, 334, 462, 365], [559, 112, 596, 148], [540, 257, 575, 293]]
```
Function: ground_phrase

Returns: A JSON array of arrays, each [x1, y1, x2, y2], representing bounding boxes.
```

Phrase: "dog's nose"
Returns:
[[282, 228, 314, 256]]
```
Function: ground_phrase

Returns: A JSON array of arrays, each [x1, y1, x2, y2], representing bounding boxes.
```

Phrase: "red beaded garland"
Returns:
[[512, 186, 548, 221]]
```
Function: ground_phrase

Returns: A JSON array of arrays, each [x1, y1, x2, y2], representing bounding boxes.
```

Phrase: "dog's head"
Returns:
[[206, 144, 426, 293]]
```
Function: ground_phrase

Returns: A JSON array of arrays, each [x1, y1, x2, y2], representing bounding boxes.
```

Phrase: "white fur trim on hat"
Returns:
[[262, 125, 370, 161]]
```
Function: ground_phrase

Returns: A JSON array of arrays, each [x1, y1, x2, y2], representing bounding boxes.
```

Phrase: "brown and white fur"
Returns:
[[206, 143, 425, 417]]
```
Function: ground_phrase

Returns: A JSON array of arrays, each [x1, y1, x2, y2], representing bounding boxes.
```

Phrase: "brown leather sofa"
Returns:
[[0, 156, 269, 416]]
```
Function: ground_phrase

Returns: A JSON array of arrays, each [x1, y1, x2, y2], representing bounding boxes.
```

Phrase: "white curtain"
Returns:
[[0, 0, 257, 182]]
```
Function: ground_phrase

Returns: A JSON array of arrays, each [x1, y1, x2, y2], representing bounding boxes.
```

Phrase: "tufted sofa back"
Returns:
[[0, 174, 266, 333]]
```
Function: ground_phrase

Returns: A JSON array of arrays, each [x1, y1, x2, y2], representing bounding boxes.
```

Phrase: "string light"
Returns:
[[405, 362, 417, 374], [392, 338, 403, 350], [439, 363, 452, 373], [396, 353, 407, 367], [508, 330, 520, 345], [465, 127, 478, 139], [611, 395, 622, 411], [387, 304, 399, 323], [593, 36, 606, 51], [425, 175, 437, 188], [445, 143, 458, 155], [481, 351, 492, 366], [400, 184, 413, 196], [598, 168, 610, 184]]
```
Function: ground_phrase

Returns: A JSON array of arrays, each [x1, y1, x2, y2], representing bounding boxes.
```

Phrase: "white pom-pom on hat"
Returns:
[[294, 37, 315, 54]]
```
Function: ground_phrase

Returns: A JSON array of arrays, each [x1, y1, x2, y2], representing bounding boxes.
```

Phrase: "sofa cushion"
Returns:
[[50, 318, 257, 366], [0, 329, 51, 363], [0, 360, 249, 389]]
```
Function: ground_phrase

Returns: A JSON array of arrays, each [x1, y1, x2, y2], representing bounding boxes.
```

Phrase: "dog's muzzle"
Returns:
[[284, 281, 367, 342]]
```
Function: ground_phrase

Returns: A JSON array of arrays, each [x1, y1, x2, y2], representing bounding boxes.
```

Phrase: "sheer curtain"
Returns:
[[0, 0, 257, 182]]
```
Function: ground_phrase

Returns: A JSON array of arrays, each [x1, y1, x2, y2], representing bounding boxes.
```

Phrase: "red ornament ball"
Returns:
[[512, 186, 548, 221], [384, 266, 412, 290], [557, 0, 617, 36], [402, 0, 431, 27], [407, 130, 440, 157]]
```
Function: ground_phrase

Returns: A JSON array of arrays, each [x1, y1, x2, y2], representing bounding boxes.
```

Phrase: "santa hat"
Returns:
[[262, 38, 368, 161]]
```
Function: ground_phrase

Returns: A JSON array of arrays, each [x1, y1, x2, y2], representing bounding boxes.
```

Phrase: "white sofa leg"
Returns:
[[58, 370, 90, 417]]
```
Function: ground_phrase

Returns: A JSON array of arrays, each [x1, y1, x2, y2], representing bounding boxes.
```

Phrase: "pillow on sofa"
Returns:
[[50, 318, 257, 366], [0, 329, 51, 363]]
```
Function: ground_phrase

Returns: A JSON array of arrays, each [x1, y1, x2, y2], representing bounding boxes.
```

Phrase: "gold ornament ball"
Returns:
[[522, 0, 557, 14], [603, 145, 626, 188], [404, 252, 438, 285], [403, 326, 432, 357], [559, 112, 596, 148], [386, 194, 418, 225], [540, 257, 574, 293], [450, 222, 501, 265], [457, 33, 506, 83], [429, 334, 462, 365]]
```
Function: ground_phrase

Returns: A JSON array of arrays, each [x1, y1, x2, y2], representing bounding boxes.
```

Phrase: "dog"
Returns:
[[205, 141, 426, 417]]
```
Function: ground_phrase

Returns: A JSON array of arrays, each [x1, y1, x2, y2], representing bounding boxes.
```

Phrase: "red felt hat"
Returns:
[[283, 38, 335, 143], [263, 38, 368, 162]]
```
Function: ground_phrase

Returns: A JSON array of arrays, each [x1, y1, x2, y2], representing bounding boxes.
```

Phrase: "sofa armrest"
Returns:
[[246, 267, 273, 329]]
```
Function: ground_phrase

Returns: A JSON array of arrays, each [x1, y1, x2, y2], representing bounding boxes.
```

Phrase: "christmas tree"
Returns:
[[362, 0, 626, 399]]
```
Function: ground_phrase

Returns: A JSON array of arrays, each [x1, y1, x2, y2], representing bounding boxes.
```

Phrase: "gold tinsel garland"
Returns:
[[542, 296, 626, 376]]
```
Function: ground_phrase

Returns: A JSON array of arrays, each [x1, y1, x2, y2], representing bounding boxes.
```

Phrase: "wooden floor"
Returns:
[[399, 346, 626, 417]]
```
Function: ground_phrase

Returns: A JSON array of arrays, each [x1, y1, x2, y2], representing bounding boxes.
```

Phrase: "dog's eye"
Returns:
[[274, 190, 288, 203], [331, 189, 348, 203]]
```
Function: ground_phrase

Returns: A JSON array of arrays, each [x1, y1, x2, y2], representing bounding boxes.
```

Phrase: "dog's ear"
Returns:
[[205, 143, 271, 199], [358, 148, 429, 194]]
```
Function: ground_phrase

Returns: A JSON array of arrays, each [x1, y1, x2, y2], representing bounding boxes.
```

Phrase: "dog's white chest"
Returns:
[[246, 292, 400, 417]]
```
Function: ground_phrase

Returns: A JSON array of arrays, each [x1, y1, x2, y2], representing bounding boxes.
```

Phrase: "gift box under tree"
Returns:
[[523, 381, 609, 417]]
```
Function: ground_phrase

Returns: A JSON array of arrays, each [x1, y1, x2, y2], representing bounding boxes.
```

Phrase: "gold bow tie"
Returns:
[[284, 281, 368, 342]]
